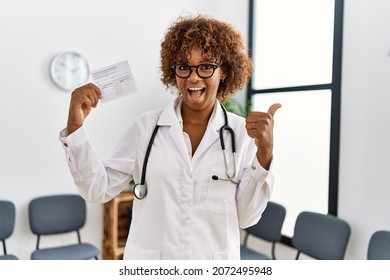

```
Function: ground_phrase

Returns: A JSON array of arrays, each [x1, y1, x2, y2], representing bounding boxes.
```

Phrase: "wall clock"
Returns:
[[50, 51, 90, 91]]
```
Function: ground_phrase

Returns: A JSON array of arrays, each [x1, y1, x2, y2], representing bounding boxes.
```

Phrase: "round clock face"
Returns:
[[50, 52, 90, 91]]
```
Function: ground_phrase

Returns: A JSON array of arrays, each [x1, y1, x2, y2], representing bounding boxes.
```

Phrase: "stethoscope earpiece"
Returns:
[[212, 175, 239, 185]]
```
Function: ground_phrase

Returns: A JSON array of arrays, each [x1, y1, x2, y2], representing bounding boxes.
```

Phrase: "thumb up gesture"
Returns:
[[245, 103, 282, 170]]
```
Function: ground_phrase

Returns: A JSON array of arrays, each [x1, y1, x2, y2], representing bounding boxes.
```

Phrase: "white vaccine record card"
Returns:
[[91, 60, 138, 103]]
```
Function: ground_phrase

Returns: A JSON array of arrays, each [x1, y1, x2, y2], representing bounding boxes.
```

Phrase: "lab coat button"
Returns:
[[251, 165, 256, 170], [63, 143, 68, 147]]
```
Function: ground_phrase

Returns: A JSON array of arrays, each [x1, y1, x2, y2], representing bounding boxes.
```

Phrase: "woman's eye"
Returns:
[[200, 64, 213, 70], [178, 65, 189, 70]]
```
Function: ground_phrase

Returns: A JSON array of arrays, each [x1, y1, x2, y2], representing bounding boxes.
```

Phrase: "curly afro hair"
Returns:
[[160, 15, 253, 102]]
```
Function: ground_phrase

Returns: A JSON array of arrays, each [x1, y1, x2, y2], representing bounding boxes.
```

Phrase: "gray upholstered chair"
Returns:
[[0, 200, 19, 260], [28, 194, 99, 260], [292, 211, 351, 260], [367, 230, 390, 260], [240, 201, 286, 260]]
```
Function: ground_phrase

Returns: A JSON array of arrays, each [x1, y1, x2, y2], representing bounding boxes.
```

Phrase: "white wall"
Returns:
[[0, 0, 249, 260], [338, 0, 390, 259], [1, 0, 390, 260]]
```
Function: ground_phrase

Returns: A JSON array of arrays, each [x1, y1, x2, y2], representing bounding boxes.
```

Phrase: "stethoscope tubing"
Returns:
[[133, 124, 160, 200], [140, 125, 160, 185], [219, 104, 237, 180], [133, 103, 237, 200]]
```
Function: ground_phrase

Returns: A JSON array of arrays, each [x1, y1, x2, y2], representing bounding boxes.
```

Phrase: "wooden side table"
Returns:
[[102, 191, 134, 260]]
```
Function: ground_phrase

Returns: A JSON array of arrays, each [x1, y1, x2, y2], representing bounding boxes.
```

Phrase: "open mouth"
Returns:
[[188, 87, 205, 99]]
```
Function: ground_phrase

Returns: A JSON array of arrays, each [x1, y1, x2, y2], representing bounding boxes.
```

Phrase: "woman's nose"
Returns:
[[188, 67, 201, 81]]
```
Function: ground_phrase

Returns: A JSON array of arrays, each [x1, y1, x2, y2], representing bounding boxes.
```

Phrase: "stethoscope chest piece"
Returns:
[[133, 183, 147, 200]]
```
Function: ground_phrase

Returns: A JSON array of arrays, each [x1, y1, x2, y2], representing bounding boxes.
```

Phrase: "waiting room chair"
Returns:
[[0, 200, 19, 260], [291, 211, 351, 260], [240, 201, 286, 260], [367, 230, 390, 260], [28, 194, 100, 260]]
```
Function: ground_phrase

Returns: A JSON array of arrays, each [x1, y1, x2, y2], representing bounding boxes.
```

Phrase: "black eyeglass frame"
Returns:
[[171, 63, 222, 79]]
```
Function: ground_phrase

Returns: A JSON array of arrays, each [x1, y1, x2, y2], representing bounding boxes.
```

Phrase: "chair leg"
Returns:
[[242, 232, 249, 246], [271, 242, 276, 260], [36, 235, 41, 250], [2, 240, 7, 255]]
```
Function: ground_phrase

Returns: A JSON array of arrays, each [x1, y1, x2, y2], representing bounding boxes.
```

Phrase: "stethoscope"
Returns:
[[133, 103, 238, 200]]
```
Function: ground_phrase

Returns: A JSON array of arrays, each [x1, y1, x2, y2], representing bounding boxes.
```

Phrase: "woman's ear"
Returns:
[[220, 72, 227, 82], [220, 67, 228, 81]]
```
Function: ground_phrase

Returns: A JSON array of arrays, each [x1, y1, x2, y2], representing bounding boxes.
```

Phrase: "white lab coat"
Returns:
[[59, 96, 274, 260]]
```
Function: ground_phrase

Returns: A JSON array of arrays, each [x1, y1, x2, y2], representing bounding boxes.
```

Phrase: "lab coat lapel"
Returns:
[[158, 99, 192, 170], [191, 102, 225, 166]]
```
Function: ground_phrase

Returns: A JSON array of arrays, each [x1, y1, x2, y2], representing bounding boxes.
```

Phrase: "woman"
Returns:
[[59, 15, 281, 260]]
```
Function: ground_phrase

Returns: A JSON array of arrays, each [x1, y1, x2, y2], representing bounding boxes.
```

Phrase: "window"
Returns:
[[248, 0, 343, 240]]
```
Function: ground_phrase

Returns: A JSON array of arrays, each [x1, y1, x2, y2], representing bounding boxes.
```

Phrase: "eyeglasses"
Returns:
[[171, 63, 222, 79]]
